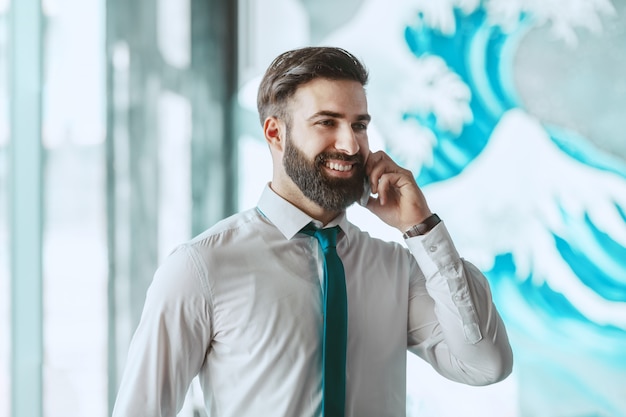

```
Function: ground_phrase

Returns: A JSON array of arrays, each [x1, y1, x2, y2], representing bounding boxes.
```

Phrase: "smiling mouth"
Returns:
[[325, 161, 354, 172]]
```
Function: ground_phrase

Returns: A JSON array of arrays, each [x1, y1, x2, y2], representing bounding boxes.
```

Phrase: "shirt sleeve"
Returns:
[[112, 244, 213, 417], [404, 221, 513, 386]]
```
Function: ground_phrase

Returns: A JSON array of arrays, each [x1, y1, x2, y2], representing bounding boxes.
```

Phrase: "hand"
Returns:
[[364, 151, 432, 232]]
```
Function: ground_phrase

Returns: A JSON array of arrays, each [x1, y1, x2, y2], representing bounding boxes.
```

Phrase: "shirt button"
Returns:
[[429, 245, 437, 252]]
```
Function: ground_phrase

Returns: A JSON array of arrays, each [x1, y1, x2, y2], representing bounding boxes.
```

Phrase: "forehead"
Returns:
[[288, 78, 368, 117]]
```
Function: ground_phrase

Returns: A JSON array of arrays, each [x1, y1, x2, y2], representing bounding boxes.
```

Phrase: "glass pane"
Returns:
[[41, 0, 107, 415], [0, 0, 11, 415]]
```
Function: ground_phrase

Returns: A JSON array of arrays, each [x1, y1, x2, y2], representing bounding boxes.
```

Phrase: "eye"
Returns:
[[352, 122, 368, 131], [317, 119, 336, 127]]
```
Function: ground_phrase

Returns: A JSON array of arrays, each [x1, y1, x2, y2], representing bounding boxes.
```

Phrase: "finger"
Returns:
[[368, 152, 395, 194]]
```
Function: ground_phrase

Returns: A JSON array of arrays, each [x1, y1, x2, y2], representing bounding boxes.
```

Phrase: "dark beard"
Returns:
[[283, 135, 366, 212]]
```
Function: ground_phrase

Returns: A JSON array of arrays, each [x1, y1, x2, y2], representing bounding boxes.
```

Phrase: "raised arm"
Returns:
[[364, 150, 513, 384]]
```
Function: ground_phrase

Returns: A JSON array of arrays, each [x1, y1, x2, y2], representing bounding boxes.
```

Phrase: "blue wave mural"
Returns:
[[404, 9, 506, 184], [402, 4, 626, 417]]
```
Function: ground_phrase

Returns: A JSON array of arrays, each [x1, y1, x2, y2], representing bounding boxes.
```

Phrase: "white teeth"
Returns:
[[326, 162, 353, 172]]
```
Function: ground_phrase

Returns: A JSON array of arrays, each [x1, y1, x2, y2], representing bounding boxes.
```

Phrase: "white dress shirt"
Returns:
[[113, 184, 513, 417]]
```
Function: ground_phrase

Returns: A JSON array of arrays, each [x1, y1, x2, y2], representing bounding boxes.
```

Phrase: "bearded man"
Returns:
[[113, 46, 513, 417]]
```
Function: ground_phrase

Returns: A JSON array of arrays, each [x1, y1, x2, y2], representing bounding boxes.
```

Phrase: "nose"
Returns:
[[334, 124, 360, 155]]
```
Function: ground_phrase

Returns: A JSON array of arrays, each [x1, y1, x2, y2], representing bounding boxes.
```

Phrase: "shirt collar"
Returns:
[[256, 183, 351, 244]]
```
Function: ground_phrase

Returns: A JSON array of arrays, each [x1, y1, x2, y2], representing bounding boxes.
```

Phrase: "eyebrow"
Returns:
[[307, 110, 371, 122]]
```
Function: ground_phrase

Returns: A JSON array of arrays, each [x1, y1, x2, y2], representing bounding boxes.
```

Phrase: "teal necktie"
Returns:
[[302, 224, 347, 417]]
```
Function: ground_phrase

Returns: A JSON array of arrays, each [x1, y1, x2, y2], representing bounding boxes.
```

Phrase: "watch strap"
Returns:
[[402, 213, 441, 239]]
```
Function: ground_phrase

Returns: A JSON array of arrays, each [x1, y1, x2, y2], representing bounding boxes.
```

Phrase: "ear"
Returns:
[[263, 116, 285, 152]]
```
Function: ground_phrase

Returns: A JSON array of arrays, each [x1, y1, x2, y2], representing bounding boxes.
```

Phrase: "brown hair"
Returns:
[[256, 46, 369, 125]]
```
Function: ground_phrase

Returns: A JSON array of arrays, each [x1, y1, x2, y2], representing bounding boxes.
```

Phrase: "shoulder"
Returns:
[[186, 207, 265, 249], [152, 208, 264, 293]]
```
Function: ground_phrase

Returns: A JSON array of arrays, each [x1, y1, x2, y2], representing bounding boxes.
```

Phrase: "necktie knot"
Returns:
[[302, 224, 340, 251]]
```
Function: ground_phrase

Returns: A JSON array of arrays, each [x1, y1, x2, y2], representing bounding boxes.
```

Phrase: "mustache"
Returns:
[[316, 152, 365, 165]]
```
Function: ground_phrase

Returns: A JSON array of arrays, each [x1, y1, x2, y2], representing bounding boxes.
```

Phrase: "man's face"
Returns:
[[281, 78, 371, 211]]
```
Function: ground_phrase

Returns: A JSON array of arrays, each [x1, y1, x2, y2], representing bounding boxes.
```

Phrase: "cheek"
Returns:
[[358, 135, 370, 155], [298, 133, 333, 155]]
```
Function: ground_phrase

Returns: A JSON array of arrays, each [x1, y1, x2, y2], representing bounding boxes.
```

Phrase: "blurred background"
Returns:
[[1, 0, 625, 416]]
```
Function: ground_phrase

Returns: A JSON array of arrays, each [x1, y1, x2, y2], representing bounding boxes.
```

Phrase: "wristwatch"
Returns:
[[402, 213, 441, 239]]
